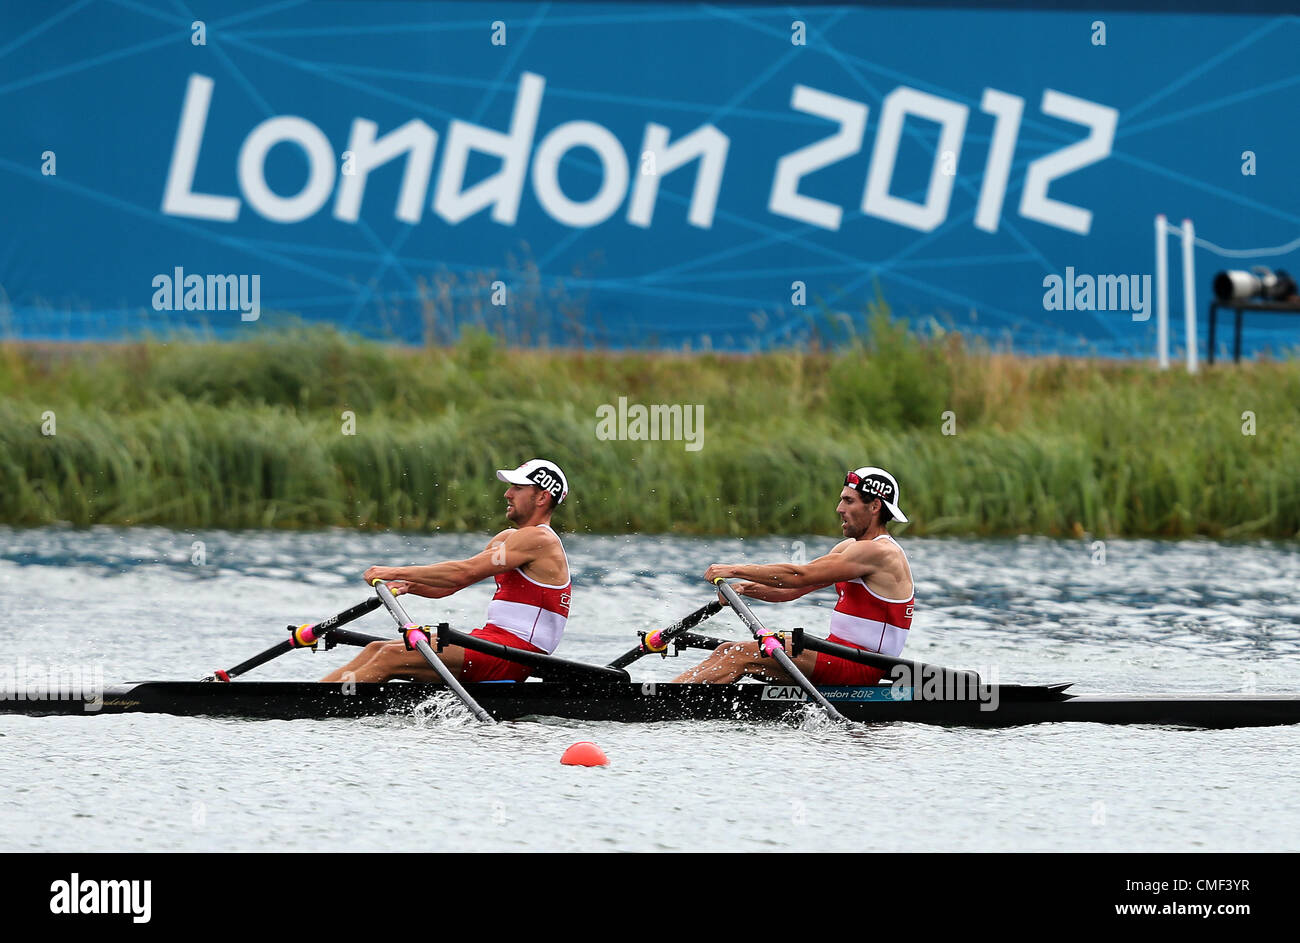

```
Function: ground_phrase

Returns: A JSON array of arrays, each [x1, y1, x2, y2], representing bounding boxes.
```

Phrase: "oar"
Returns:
[[436, 624, 630, 681], [323, 627, 389, 650], [371, 580, 496, 724], [607, 601, 724, 670], [202, 597, 383, 681], [713, 578, 848, 725], [672, 631, 729, 653], [790, 629, 981, 691]]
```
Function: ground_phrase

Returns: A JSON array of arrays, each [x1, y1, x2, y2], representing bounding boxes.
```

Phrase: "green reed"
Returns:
[[1, 318, 1297, 537]]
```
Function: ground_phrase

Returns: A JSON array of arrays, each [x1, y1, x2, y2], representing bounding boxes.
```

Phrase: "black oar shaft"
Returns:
[[310, 597, 384, 634], [325, 628, 389, 649], [372, 581, 495, 724], [674, 632, 728, 652], [437, 624, 629, 681], [714, 580, 848, 724], [220, 639, 295, 679], [607, 601, 723, 669], [209, 597, 383, 681], [793, 631, 980, 688]]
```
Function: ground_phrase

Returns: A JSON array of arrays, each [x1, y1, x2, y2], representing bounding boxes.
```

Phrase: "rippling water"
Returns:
[[2, 526, 1298, 851]]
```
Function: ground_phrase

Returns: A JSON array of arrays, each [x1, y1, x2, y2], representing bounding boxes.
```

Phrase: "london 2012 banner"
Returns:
[[2, 0, 1297, 356]]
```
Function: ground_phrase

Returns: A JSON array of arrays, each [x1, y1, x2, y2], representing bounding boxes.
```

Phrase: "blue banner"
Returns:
[[3, 1, 1298, 356]]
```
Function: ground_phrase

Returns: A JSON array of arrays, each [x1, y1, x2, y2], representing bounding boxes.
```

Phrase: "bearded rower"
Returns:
[[321, 459, 572, 685], [674, 466, 913, 686]]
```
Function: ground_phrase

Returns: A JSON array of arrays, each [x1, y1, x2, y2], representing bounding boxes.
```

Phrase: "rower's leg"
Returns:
[[672, 642, 818, 684], [672, 641, 754, 682], [319, 634, 468, 683], [736, 646, 817, 683]]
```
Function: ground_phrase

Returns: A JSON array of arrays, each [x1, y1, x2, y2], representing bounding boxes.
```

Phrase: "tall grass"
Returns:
[[1, 318, 1298, 537]]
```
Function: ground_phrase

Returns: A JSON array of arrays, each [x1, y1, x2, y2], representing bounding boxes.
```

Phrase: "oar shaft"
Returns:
[[372, 581, 495, 724], [208, 597, 384, 681], [714, 579, 848, 724], [766, 646, 845, 717], [607, 601, 724, 669], [793, 631, 979, 687], [437, 624, 629, 681], [310, 597, 383, 635], [674, 632, 728, 652], [218, 639, 295, 680], [325, 627, 389, 649]]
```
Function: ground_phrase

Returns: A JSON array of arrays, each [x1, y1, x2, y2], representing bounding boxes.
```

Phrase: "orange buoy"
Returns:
[[560, 741, 608, 766]]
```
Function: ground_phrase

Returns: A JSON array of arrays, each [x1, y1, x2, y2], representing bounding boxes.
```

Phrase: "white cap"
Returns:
[[845, 466, 907, 523], [496, 458, 569, 505]]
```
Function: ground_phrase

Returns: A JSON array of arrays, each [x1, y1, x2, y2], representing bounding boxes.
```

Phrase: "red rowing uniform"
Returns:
[[811, 534, 913, 685], [462, 525, 571, 682]]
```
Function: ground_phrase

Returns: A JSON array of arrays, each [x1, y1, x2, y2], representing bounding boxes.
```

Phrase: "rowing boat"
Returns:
[[3, 679, 1298, 728], [6, 591, 1294, 730]]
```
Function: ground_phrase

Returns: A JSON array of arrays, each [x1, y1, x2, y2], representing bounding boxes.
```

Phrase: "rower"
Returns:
[[673, 466, 913, 686], [320, 459, 572, 685]]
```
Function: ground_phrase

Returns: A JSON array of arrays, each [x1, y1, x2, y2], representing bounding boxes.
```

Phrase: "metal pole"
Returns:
[[1182, 218, 1198, 374], [1155, 214, 1169, 370]]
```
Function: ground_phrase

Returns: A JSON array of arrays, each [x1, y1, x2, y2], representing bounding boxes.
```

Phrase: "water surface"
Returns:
[[1, 526, 1297, 852]]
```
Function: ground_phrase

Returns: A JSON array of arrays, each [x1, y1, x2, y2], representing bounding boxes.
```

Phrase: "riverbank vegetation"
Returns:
[[2, 318, 1297, 537]]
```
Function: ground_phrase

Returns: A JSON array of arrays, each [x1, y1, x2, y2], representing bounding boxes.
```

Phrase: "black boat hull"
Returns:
[[2, 681, 1299, 728]]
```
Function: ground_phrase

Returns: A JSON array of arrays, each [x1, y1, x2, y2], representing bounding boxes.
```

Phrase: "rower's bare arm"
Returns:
[[729, 544, 874, 590], [385, 580, 457, 599], [362, 530, 540, 592], [730, 581, 819, 603]]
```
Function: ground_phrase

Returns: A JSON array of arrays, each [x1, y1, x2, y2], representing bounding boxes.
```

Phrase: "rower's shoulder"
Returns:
[[505, 524, 563, 549], [844, 534, 906, 564]]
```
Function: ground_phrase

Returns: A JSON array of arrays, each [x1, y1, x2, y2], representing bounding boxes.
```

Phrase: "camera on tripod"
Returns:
[[1212, 266, 1298, 303]]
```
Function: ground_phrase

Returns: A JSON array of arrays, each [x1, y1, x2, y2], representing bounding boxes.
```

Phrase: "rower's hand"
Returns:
[[703, 564, 738, 585], [363, 566, 400, 586], [715, 581, 754, 606], [386, 580, 413, 596]]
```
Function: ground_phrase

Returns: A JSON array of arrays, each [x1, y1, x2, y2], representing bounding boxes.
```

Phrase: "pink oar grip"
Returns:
[[403, 623, 429, 647], [758, 633, 783, 656]]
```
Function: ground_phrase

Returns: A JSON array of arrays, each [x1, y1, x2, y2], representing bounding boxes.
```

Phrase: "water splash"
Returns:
[[407, 691, 476, 728]]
